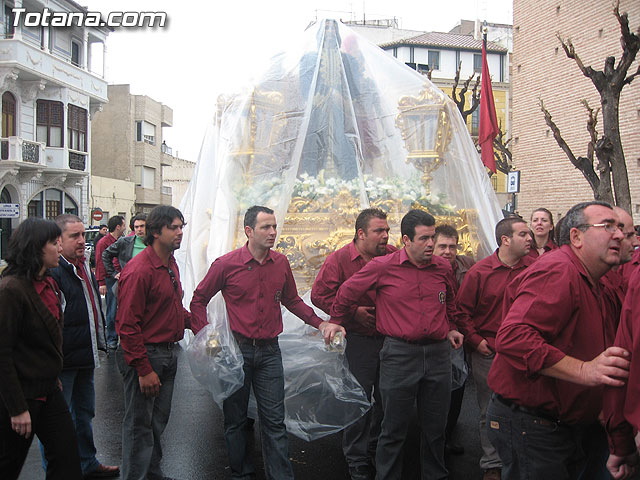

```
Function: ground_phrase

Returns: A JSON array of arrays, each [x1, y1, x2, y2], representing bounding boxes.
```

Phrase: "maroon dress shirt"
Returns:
[[603, 267, 640, 455], [116, 246, 191, 376], [618, 248, 640, 292], [190, 244, 323, 339], [456, 251, 533, 350], [330, 249, 458, 341], [526, 238, 557, 259], [311, 242, 396, 336], [95, 234, 120, 286], [34, 277, 61, 321], [488, 246, 612, 425]]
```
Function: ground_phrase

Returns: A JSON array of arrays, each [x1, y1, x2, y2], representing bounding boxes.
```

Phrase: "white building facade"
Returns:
[[0, 0, 108, 257]]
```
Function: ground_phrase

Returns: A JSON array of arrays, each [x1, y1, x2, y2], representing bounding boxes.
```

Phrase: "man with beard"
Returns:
[[311, 208, 395, 480], [115, 206, 192, 480]]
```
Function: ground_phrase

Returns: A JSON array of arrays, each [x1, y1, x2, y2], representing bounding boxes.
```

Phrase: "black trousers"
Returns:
[[0, 388, 82, 480]]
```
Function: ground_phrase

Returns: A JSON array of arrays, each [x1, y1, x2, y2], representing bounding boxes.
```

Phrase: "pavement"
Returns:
[[20, 346, 484, 480]]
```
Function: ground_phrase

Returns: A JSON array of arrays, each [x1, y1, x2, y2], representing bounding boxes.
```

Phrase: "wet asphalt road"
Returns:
[[19, 346, 483, 480]]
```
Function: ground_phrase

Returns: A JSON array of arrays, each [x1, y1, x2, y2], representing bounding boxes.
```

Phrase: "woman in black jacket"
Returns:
[[0, 218, 83, 480]]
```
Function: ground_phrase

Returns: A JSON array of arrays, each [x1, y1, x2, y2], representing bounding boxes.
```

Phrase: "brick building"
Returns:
[[512, 0, 640, 221]]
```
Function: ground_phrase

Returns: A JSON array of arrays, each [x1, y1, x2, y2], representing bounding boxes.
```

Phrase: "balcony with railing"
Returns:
[[0, 137, 45, 164], [68, 150, 87, 171], [161, 141, 173, 166]]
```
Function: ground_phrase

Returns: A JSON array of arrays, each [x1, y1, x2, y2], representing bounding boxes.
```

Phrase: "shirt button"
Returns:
[[259, 293, 263, 298]]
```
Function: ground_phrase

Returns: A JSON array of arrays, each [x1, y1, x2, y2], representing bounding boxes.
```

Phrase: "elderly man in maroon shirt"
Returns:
[[456, 217, 532, 480], [311, 208, 394, 480], [330, 209, 463, 480], [190, 205, 344, 480], [486, 201, 631, 479], [115, 206, 193, 480]]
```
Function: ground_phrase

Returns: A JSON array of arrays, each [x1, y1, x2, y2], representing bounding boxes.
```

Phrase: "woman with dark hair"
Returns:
[[0, 218, 83, 480], [528, 207, 557, 258]]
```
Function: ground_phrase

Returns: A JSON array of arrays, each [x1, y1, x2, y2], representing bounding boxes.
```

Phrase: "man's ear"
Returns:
[[569, 227, 583, 248], [244, 225, 252, 239], [402, 234, 409, 246], [356, 228, 366, 241]]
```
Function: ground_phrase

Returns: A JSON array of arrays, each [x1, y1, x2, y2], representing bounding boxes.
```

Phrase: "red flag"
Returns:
[[479, 38, 499, 173]]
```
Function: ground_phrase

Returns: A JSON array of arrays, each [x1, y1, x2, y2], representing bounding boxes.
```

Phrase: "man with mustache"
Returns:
[[312, 208, 395, 480], [331, 209, 463, 480], [486, 201, 630, 479]]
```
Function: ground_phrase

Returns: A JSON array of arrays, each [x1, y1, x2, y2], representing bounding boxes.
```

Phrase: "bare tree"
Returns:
[[450, 62, 480, 123], [493, 124, 513, 175], [540, 2, 639, 211]]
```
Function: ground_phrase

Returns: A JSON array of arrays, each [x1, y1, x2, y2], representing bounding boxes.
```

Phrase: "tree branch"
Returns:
[[540, 99, 600, 194], [557, 34, 607, 91]]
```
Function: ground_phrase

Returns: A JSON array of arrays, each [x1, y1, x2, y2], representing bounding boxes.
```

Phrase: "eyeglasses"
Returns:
[[577, 223, 623, 234], [167, 267, 179, 292]]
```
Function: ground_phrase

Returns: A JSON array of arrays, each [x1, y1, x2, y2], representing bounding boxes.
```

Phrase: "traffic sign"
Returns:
[[0, 203, 19, 218], [92, 209, 104, 221]]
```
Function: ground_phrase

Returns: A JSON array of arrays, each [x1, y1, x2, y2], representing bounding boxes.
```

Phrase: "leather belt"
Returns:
[[233, 332, 278, 347], [495, 394, 560, 424], [389, 335, 444, 346], [145, 342, 177, 350]]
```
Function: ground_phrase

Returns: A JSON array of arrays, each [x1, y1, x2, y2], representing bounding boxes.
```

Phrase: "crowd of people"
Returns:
[[1, 200, 640, 480]]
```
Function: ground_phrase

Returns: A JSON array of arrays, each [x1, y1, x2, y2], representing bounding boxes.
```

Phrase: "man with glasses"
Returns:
[[115, 206, 192, 480], [486, 201, 631, 478]]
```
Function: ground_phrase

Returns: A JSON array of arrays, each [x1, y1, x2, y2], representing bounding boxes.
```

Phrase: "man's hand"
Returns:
[[579, 347, 630, 387], [353, 306, 376, 330], [477, 339, 493, 356], [99, 285, 106, 296], [114, 272, 121, 281], [138, 371, 162, 397], [11, 411, 32, 438], [607, 452, 639, 479], [319, 321, 346, 345], [448, 330, 464, 349]]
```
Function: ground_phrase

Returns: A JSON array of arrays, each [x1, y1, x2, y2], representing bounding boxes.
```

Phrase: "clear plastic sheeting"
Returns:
[[177, 19, 503, 441], [177, 18, 502, 300], [186, 297, 245, 405], [451, 346, 468, 390]]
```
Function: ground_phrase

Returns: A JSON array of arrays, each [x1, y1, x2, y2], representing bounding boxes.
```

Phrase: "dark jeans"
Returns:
[[343, 334, 384, 470], [487, 395, 589, 479], [223, 340, 294, 480], [0, 388, 82, 480], [39, 367, 100, 475], [117, 344, 178, 480], [376, 337, 451, 480], [105, 277, 118, 348]]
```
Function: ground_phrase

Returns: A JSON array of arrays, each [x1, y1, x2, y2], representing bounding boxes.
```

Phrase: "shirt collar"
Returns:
[[490, 249, 529, 270], [240, 242, 274, 265], [145, 245, 175, 270], [348, 241, 363, 262], [398, 247, 438, 269]]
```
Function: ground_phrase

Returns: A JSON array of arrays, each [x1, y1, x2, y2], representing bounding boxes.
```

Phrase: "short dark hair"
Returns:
[[244, 205, 274, 229], [558, 201, 613, 246], [145, 206, 185, 246], [99, 224, 107, 229], [434, 224, 459, 244], [131, 213, 147, 229], [401, 209, 435, 240], [495, 217, 528, 246], [54, 214, 83, 233], [108, 215, 125, 233], [3, 218, 62, 280], [354, 208, 387, 240]]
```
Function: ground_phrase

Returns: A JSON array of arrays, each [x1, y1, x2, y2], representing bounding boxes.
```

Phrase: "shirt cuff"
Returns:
[[467, 333, 485, 349], [608, 423, 637, 456], [134, 358, 154, 377]]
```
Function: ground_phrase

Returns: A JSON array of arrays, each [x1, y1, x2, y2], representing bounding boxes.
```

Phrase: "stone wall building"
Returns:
[[511, 0, 640, 221], [90, 84, 173, 224]]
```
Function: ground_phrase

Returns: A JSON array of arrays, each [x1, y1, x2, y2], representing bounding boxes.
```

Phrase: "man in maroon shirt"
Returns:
[[95, 215, 125, 349], [190, 205, 344, 480], [331, 209, 464, 480], [433, 224, 476, 457], [486, 201, 631, 479], [311, 208, 394, 480], [115, 206, 192, 480], [456, 217, 532, 480]]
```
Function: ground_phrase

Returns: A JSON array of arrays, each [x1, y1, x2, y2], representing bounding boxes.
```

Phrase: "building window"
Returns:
[[409, 47, 414, 63], [4, 6, 14, 39], [136, 120, 156, 145], [417, 64, 430, 74], [36, 100, 63, 147], [68, 104, 87, 151], [2, 91, 16, 137], [136, 165, 156, 188], [474, 53, 483, 73], [393, 47, 397, 57], [428, 50, 440, 70], [471, 108, 479, 136], [71, 40, 81, 67]]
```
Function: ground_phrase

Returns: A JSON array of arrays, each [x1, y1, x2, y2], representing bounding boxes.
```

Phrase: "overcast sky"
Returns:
[[86, 0, 512, 162]]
